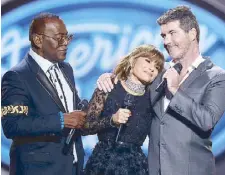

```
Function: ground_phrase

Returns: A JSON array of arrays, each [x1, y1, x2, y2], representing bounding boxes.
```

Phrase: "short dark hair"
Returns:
[[157, 6, 200, 43], [29, 13, 60, 47]]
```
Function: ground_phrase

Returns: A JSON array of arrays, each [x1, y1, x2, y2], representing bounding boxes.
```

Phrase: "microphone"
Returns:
[[77, 99, 89, 112], [152, 63, 183, 106], [63, 99, 88, 155], [115, 93, 134, 142]]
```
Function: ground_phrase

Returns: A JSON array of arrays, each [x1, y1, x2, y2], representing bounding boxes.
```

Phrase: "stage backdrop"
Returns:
[[2, 0, 225, 167]]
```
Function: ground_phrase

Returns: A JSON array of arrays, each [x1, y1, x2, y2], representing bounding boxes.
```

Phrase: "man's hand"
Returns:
[[64, 111, 86, 129], [163, 67, 181, 95], [97, 73, 115, 93]]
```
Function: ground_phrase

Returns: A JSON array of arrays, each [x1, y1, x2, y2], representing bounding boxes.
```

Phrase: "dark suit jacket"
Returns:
[[1, 54, 84, 175], [148, 58, 225, 175]]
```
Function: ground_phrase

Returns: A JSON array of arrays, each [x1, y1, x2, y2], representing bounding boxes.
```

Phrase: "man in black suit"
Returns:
[[1, 13, 86, 175]]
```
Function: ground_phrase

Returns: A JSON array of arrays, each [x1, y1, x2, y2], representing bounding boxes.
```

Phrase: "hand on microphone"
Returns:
[[64, 111, 86, 129], [112, 108, 131, 125], [163, 67, 182, 95]]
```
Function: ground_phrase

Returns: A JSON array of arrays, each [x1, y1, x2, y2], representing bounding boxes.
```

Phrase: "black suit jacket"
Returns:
[[1, 54, 84, 175]]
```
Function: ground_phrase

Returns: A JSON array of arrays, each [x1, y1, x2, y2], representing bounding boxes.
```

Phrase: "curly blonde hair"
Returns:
[[114, 44, 164, 81]]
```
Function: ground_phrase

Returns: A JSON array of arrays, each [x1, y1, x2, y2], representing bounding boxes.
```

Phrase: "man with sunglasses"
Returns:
[[1, 13, 86, 175]]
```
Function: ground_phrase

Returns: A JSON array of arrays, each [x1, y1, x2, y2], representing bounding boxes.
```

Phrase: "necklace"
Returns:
[[124, 77, 145, 95]]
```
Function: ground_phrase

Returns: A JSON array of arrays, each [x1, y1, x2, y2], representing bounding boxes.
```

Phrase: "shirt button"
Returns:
[[60, 96, 63, 99], [160, 122, 165, 125]]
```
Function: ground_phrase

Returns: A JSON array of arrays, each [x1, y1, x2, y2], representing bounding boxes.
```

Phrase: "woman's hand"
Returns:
[[112, 108, 131, 125]]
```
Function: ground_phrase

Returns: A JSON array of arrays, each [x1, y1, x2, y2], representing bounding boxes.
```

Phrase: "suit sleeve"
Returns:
[[1, 71, 62, 139], [169, 73, 225, 131]]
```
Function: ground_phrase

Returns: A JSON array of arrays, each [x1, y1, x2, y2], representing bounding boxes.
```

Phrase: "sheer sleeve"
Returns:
[[81, 88, 115, 135]]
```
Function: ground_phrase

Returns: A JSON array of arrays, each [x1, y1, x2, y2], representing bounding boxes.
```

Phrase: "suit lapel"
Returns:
[[58, 63, 75, 93], [150, 70, 165, 119], [59, 63, 78, 110], [26, 54, 66, 113]]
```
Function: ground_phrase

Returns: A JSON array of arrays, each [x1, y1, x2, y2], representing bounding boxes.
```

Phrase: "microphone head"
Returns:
[[78, 99, 89, 111], [124, 93, 135, 108], [173, 63, 183, 74]]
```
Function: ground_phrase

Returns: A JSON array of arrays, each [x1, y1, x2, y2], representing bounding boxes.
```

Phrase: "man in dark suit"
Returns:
[[96, 6, 225, 175], [1, 13, 86, 175]]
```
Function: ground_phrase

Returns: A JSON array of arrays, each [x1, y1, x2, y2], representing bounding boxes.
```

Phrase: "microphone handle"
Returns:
[[62, 129, 76, 155], [66, 129, 75, 144], [63, 112, 84, 154], [62, 99, 88, 155], [115, 106, 128, 142], [153, 63, 182, 107], [115, 124, 123, 142]]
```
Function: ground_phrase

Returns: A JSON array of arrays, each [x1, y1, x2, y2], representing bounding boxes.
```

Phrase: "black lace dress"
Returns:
[[82, 81, 153, 175]]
